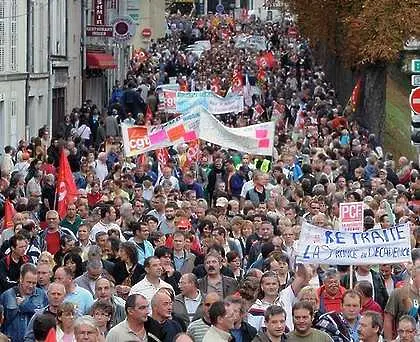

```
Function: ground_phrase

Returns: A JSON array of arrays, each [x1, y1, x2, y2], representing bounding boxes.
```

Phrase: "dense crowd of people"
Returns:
[[0, 8, 419, 342]]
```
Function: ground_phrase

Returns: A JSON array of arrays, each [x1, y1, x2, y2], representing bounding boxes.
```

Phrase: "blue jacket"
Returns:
[[0, 286, 48, 342], [230, 172, 246, 198], [129, 238, 155, 266]]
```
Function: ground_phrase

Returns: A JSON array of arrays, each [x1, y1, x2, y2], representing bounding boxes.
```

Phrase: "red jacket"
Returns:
[[317, 285, 347, 313], [361, 298, 383, 315]]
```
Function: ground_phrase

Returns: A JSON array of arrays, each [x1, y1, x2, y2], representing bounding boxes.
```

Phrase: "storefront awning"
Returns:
[[86, 52, 117, 69]]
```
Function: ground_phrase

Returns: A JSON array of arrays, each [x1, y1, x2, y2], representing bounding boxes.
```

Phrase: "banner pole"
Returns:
[[349, 265, 354, 288]]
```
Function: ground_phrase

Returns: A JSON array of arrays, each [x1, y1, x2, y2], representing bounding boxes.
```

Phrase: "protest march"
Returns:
[[0, 6, 419, 342]]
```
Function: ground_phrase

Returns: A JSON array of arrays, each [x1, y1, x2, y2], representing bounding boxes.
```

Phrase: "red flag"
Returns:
[[211, 77, 221, 95], [257, 67, 266, 82], [155, 148, 170, 167], [145, 105, 153, 122], [179, 79, 189, 92], [272, 100, 285, 120], [232, 68, 244, 94], [56, 150, 78, 219], [294, 109, 305, 130], [186, 140, 200, 164], [2, 199, 15, 229], [253, 104, 265, 120], [136, 154, 148, 167], [44, 328, 57, 342]]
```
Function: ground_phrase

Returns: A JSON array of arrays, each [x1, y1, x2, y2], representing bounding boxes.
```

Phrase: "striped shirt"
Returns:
[[187, 318, 211, 342]]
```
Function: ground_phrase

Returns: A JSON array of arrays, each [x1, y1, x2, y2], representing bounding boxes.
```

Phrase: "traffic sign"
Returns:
[[142, 28, 152, 37], [412, 59, 420, 73], [216, 3, 224, 13], [410, 87, 420, 114], [412, 75, 420, 87]]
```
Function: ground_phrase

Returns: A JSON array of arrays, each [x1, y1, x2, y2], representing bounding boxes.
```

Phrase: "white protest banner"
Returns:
[[208, 93, 244, 114], [176, 91, 244, 114], [195, 106, 275, 156], [121, 111, 200, 156], [234, 35, 267, 51], [295, 222, 411, 265], [194, 40, 211, 50], [339, 202, 364, 232]]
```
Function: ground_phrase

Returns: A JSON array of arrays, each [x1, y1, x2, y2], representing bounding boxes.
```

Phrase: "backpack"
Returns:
[[314, 312, 353, 342]]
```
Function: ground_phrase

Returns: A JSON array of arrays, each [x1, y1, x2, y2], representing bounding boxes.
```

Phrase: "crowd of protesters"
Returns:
[[0, 8, 419, 342]]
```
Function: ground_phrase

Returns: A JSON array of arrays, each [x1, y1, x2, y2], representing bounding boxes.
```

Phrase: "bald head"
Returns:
[[47, 282, 66, 309], [48, 282, 66, 294]]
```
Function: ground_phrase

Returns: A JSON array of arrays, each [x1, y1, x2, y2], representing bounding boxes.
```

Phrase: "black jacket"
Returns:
[[235, 321, 257, 342]]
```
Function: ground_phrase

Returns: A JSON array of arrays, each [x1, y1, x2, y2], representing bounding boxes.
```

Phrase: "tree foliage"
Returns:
[[284, 0, 420, 66]]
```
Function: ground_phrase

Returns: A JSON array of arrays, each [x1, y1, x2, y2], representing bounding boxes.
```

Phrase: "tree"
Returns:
[[284, 0, 420, 144]]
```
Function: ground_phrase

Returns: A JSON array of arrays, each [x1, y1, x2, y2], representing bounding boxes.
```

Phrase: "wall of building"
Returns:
[[67, 0, 83, 114], [0, 0, 27, 151], [132, 0, 166, 49]]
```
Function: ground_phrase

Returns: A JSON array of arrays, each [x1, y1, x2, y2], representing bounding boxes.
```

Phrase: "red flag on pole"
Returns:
[[211, 77, 221, 95], [145, 105, 153, 122], [155, 148, 170, 167], [2, 199, 15, 229], [179, 79, 189, 92], [137, 153, 148, 167], [44, 328, 57, 342], [257, 67, 266, 82], [56, 150, 78, 219], [232, 68, 244, 94], [186, 140, 200, 164]]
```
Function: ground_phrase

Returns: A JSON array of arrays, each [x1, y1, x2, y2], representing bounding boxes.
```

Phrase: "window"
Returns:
[[0, 0, 5, 72], [10, 0, 17, 71]]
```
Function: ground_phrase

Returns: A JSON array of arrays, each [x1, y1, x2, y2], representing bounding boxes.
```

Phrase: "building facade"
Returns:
[[0, 0, 83, 151], [0, 0, 26, 152]]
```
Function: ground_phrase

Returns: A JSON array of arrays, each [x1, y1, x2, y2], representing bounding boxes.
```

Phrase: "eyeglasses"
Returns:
[[397, 329, 415, 334]]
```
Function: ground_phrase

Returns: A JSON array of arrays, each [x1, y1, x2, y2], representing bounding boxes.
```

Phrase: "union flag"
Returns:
[[56, 150, 78, 219]]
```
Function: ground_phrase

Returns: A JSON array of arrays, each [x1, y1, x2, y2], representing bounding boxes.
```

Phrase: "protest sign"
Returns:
[[163, 90, 177, 113], [339, 202, 364, 232], [157, 84, 179, 111], [121, 111, 200, 156], [193, 40, 211, 50], [176, 91, 244, 114], [295, 222, 411, 265], [196, 107, 275, 156], [234, 35, 267, 51]]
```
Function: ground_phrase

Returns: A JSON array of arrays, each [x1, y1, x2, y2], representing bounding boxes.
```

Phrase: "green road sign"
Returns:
[[412, 59, 420, 73]]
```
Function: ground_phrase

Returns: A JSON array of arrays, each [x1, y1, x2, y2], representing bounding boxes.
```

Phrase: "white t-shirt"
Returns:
[[247, 285, 296, 332]]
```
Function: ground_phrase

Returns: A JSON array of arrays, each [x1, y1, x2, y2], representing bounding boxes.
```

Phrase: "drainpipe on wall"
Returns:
[[25, 0, 31, 140], [47, 0, 52, 135]]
